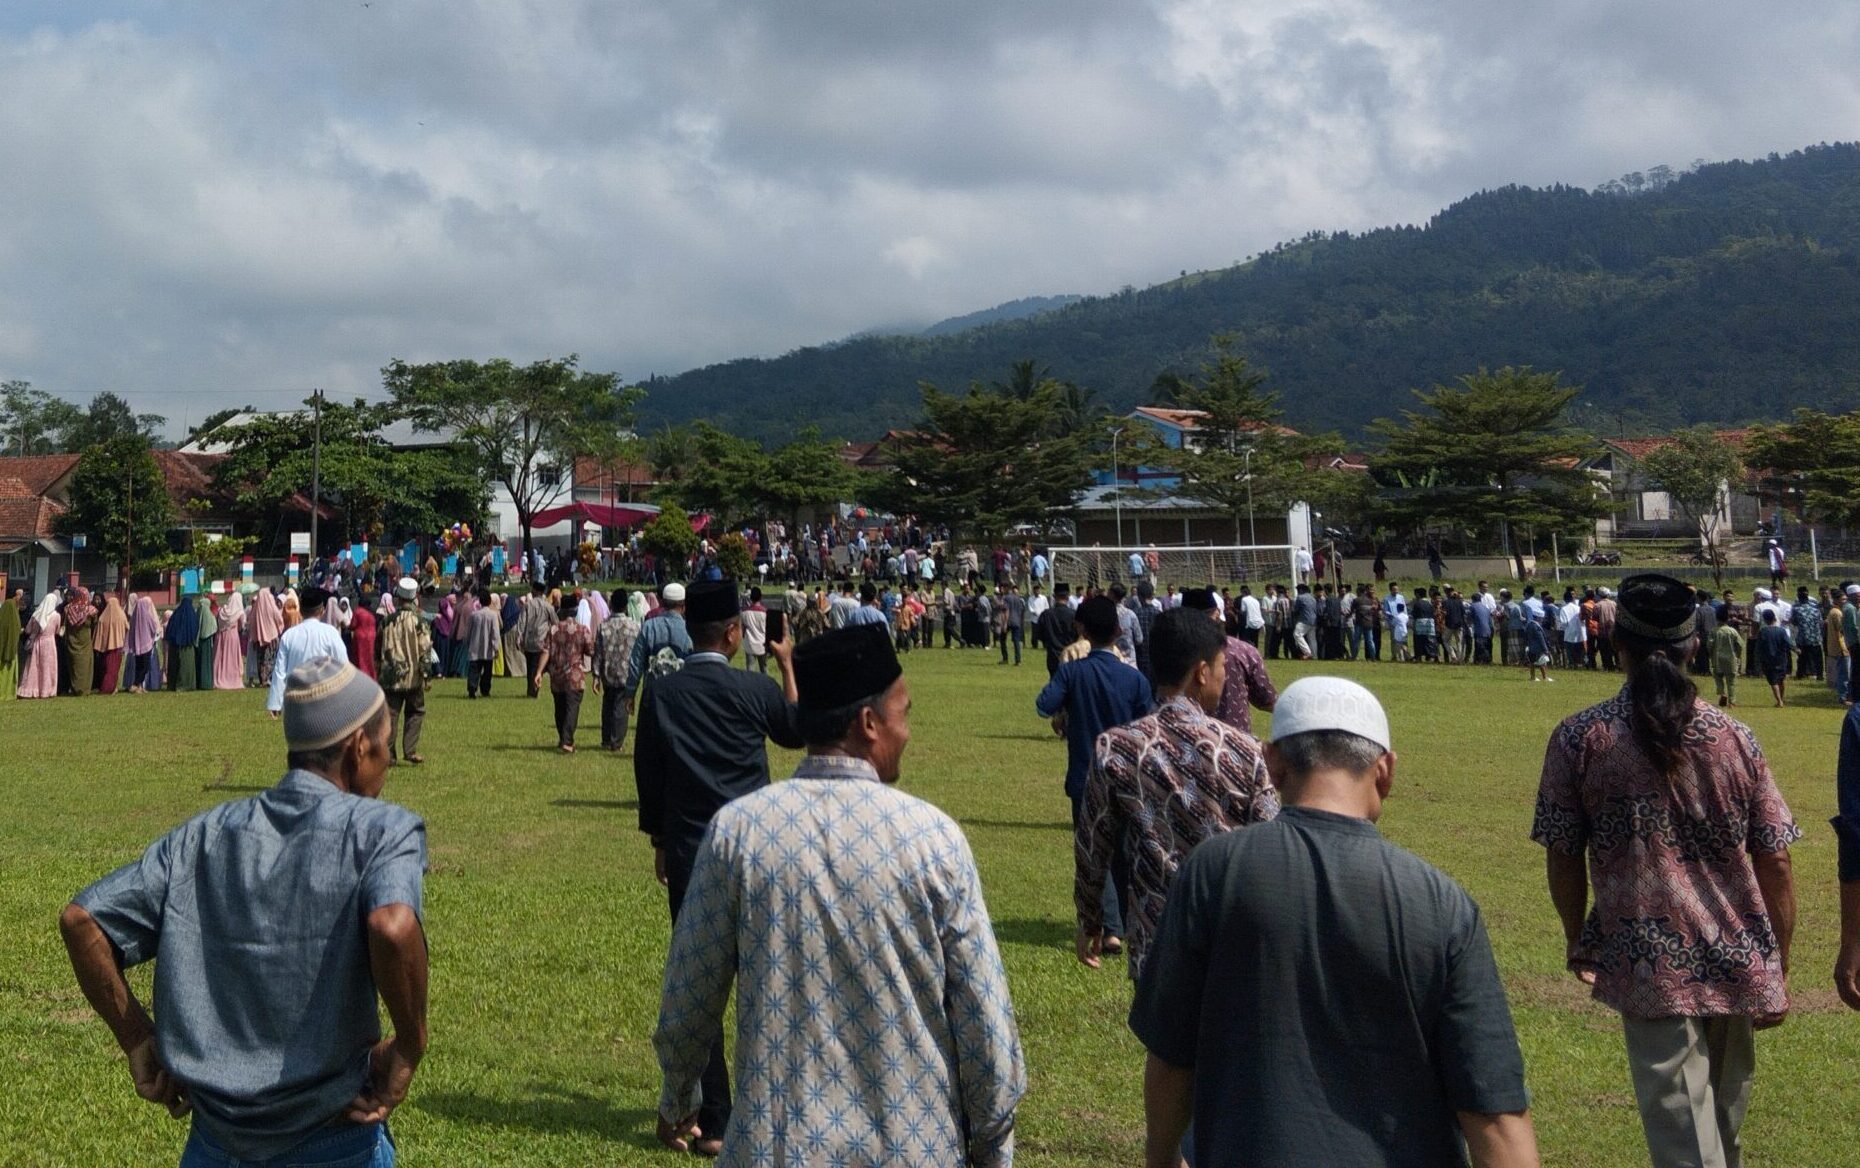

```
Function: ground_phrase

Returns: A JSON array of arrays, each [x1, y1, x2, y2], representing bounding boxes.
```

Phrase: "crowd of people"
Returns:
[[35, 553, 1860, 1168]]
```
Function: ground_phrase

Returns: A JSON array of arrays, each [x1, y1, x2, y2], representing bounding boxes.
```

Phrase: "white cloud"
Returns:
[[0, 2, 1854, 434]]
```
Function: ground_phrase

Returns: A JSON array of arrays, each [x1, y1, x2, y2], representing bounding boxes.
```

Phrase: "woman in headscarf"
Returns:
[[626, 589, 650, 624], [18, 593, 63, 698], [249, 585, 283, 688], [0, 590, 20, 698], [62, 587, 98, 695], [282, 588, 302, 629], [127, 594, 160, 692], [164, 591, 200, 690], [500, 590, 524, 679], [195, 592, 219, 690], [94, 591, 130, 694], [449, 587, 478, 678], [213, 587, 246, 690], [435, 587, 458, 678], [349, 597, 379, 679]]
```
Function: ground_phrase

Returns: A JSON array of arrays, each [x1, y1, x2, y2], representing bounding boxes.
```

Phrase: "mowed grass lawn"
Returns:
[[5, 644, 1860, 1166]]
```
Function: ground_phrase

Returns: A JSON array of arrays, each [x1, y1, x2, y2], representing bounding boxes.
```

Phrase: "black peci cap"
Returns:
[[792, 625, 902, 710]]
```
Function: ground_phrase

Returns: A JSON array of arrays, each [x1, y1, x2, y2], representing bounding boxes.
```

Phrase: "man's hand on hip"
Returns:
[[345, 1036, 420, 1124], [127, 1035, 190, 1118]]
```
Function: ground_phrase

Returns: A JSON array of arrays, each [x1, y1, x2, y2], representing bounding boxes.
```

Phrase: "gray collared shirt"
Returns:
[[74, 770, 426, 1161]]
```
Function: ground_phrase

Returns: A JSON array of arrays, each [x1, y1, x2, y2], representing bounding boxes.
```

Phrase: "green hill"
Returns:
[[640, 143, 1860, 442]]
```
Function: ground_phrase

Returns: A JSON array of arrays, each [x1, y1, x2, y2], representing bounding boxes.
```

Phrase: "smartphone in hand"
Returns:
[[766, 610, 786, 644]]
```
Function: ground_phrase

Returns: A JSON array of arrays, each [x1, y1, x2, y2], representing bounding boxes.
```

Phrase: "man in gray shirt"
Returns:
[[59, 657, 428, 1166], [1131, 677, 1537, 1168], [1000, 581, 1028, 666]]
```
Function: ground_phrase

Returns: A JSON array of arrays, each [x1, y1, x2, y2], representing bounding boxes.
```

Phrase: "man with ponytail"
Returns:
[[1532, 574, 1799, 1168]]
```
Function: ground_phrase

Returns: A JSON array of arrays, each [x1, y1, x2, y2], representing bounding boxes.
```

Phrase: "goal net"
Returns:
[[1045, 545, 1298, 592]]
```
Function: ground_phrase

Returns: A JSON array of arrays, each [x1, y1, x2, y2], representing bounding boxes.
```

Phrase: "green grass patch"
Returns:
[[4, 648, 1859, 1165]]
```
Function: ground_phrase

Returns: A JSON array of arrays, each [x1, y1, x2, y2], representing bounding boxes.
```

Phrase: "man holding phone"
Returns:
[[633, 578, 803, 1156]]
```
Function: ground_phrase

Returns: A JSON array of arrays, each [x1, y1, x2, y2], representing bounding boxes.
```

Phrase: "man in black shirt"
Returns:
[[1034, 583, 1077, 676], [1130, 676, 1537, 1168], [633, 578, 803, 1155]]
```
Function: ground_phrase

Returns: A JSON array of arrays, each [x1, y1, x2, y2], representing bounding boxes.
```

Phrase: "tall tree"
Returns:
[[1371, 366, 1608, 574], [664, 422, 769, 526], [57, 435, 173, 580], [1638, 426, 1744, 586], [61, 392, 165, 450], [881, 371, 1095, 540], [210, 399, 489, 552], [384, 355, 642, 559], [1745, 409, 1860, 528], [644, 424, 698, 487], [763, 426, 863, 530], [1145, 336, 1357, 540], [0, 381, 84, 455]]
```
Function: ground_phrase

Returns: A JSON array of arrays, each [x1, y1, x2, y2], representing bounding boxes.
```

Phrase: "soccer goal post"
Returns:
[[1045, 545, 1298, 592]]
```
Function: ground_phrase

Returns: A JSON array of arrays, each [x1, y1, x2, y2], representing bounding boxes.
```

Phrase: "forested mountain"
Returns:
[[640, 144, 1860, 442], [918, 295, 1085, 337]]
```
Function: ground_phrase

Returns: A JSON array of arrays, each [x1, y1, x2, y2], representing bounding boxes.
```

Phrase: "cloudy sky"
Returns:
[[1, 2, 1855, 435]]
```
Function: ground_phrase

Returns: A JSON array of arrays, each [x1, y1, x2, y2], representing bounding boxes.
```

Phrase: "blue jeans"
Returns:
[[1834, 655, 1852, 698], [181, 1122, 392, 1167]]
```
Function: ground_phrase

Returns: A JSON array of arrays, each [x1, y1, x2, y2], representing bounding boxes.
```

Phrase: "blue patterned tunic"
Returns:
[[655, 754, 1026, 1166]]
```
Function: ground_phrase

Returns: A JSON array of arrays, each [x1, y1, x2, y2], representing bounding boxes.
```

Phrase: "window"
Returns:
[[537, 464, 560, 488], [1640, 490, 1673, 521]]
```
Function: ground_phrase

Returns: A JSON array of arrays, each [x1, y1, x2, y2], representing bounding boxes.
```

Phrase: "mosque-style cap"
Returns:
[[1180, 587, 1216, 611], [793, 624, 902, 711], [1614, 573, 1698, 643], [283, 656, 386, 751], [686, 579, 740, 623], [395, 576, 420, 601], [299, 586, 333, 613], [1269, 676, 1391, 752], [661, 582, 687, 604]]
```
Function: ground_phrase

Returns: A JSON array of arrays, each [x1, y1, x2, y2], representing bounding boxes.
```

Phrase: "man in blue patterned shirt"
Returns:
[[655, 625, 1025, 1165]]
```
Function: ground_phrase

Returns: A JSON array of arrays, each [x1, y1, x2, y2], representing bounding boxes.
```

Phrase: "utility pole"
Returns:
[[310, 389, 323, 565], [1110, 426, 1123, 545], [123, 459, 133, 593]]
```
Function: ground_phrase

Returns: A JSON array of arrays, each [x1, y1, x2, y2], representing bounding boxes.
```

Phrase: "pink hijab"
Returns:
[[250, 587, 284, 644]]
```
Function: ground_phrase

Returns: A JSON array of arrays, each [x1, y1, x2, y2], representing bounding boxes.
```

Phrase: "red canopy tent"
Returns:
[[527, 501, 710, 532]]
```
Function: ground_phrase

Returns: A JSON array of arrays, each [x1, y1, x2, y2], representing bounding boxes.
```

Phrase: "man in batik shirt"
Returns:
[[1532, 573, 1798, 1168], [1181, 587, 1277, 735], [1076, 607, 1278, 977], [655, 625, 1025, 1166]]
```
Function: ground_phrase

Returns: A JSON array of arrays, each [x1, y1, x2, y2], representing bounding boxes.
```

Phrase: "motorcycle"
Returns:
[[1575, 548, 1621, 566]]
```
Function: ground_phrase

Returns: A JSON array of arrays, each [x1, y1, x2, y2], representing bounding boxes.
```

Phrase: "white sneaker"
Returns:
[[1545, 677, 1556, 682]]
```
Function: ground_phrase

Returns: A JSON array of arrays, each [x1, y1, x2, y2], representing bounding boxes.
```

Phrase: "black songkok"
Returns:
[[1181, 588, 1217, 612], [686, 579, 741, 623], [793, 625, 902, 710], [1615, 573, 1697, 642]]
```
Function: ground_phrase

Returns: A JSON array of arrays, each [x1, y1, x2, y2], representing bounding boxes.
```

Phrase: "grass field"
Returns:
[[5, 644, 1859, 1166]]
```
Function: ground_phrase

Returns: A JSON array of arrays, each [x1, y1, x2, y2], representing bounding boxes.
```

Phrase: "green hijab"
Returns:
[[0, 597, 18, 667], [196, 594, 219, 639]]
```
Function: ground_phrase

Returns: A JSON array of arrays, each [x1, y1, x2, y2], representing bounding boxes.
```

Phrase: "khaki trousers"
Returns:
[[1623, 1015, 1754, 1168]]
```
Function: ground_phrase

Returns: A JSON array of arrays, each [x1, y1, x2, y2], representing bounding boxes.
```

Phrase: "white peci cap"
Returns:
[[1269, 676, 1391, 752], [661, 582, 687, 603]]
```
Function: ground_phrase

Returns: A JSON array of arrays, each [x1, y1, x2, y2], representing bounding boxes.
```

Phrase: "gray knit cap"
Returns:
[[283, 656, 386, 751]]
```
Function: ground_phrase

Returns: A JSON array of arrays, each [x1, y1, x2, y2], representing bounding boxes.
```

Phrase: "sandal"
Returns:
[[404, 754, 426, 766]]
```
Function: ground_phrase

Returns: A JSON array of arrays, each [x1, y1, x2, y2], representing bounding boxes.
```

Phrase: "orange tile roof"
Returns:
[[0, 454, 80, 496], [0, 494, 64, 540], [1600, 429, 1751, 459]]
